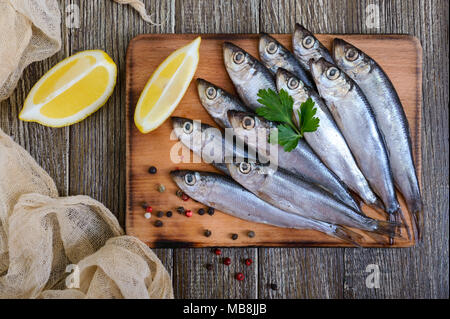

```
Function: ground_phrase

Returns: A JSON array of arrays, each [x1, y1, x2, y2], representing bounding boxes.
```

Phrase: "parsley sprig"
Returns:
[[256, 88, 320, 152]]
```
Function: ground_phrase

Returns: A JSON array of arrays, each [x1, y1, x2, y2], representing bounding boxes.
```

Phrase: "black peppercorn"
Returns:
[[198, 208, 205, 215], [176, 189, 183, 197], [141, 202, 149, 209], [206, 263, 213, 271], [177, 206, 185, 214], [247, 231, 255, 238], [270, 283, 278, 290], [154, 220, 163, 227], [207, 207, 215, 216], [204, 229, 212, 237], [156, 211, 164, 218], [231, 233, 238, 240], [148, 166, 157, 174], [166, 211, 173, 217]]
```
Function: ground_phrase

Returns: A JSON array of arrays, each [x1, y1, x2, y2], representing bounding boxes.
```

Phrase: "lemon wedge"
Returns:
[[134, 37, 201, 133], [19, 50, 117, 127]]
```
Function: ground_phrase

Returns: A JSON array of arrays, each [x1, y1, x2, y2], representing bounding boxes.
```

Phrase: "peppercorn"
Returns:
[[207, 207, 215, 216], [223, 257, 231, 266], [185, 210, 193, 217], [247, 231, 255, 238], [157, 211, 164, 218], [176, 206, 185, 214], [154, 220, 163, 227], [176, 189, 183, 197], [141, 202, 149, 209], [197, 208, 205, 215], [236, 273, 245, 281], [146, 206, 153, 213], [144, 212, 151, 219], [270, 283, 278, 290], [206, 263, 213, 271], [214, 248, 222, 255], [181, 193, 189, 201], [157, 184, 166, 193], [166, 211, 173, 217], [204, 229, 212, 237], [231, 233, 238, 240], [245, 258, 252, 266], [148, 166, 157, 174]]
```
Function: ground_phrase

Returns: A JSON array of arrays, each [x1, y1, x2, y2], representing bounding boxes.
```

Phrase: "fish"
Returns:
[[276, 68, 382, 209], [332, 38, 422, 239], [171, 117, 255, 174], [310, 58, 404, 234], [227, 109, 362, 212], [258, 32, 316, 89], [171, 169, 364, 245], [196, 78, 249, 128], [226, 161, 399, 238], [292, 23, 335, 72], [223, 42, 277, 110]]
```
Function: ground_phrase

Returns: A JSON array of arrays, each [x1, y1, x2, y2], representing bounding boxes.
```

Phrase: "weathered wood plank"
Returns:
[[338, 0, 449, 299], [66, 0, 175, 279], [0, 0, 70, 196], [173, 0, 260, 299]]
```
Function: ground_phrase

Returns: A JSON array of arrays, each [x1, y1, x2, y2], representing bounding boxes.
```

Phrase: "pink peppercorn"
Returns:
[[145, 206, 153, 213], [245, 258, 252, 266], [185, 210, 193, 217], [223, 257, 231, 266], [236, 273, 244, 281]]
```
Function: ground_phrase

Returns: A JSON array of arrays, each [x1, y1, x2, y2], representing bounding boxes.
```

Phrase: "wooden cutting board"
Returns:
[[125, 34, 422, 248]]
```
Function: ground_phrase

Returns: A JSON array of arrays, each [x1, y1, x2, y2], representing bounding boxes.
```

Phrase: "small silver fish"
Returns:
[[226, 161, 399, 238], [310, 58, 401, 221], [171, 169, 363, 245], [258, 32, 315, 89], [223, 42, 277, 110], [227, 110, 362, 211], [276, 68, 381, 209], [171, 117, 254, 174], [332, 38, 422, 239], [196, 78, 249, 128], [292, 23, 335, 71]]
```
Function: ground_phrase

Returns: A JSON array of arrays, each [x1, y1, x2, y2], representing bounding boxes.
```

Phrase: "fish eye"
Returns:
[[266, 41, 278, 54], [239, 162, 252, 174], [206, 86, 217, 99], [345, 48, 359, 61], [326, 67, 340, 80], [233, 51, 245, 64], [242, 116, 255, 130], [287, 77, 301, 90], [184, 173, 196, 186], [183, 121, 193, 134], [302, 36, 315, 49]]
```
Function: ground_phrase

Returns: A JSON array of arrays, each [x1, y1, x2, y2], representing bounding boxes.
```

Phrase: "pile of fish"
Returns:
[[170, 24, 422, 245]]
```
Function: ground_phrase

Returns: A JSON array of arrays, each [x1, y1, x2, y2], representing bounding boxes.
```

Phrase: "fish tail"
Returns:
[[387, 207, 411, 245], [372, 220, 402, 238], [407, 198, 423, 242], [331, 226, 363, 247]]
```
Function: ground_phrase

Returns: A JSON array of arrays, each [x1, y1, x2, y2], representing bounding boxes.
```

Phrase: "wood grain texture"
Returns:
[[0, 0, 447, 298], [126, 34, 421, 248]]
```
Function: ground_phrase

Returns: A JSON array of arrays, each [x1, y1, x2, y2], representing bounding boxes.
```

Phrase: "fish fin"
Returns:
[[364, 231, 388, 245], [372, 220, 402, 238], [331, 226, 363, 247], [370, 198, 388, 216]]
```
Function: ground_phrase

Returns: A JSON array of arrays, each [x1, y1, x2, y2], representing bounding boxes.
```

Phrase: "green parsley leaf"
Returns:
[[299, 97, 320, 135], [256, 89, 320, 152], [256, 88, 294, 124], [276, 124, 300, 152]]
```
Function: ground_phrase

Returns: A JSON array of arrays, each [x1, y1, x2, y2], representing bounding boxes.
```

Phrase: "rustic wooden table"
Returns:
[[1, 0, 448, 298]]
